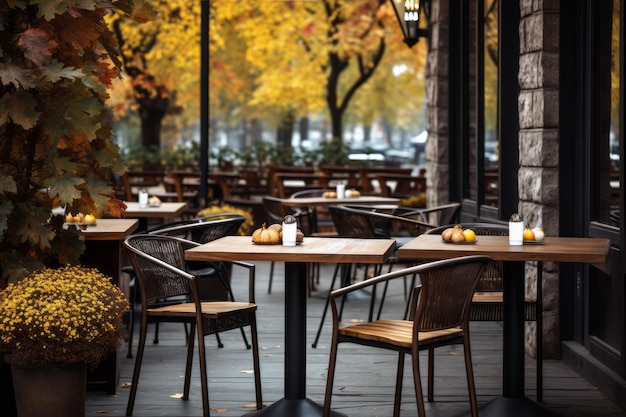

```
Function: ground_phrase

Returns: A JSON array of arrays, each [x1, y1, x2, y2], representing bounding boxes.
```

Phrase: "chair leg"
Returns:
[[153, 322, 160, 344], [196, 322, 210, 417], [322, 337, 340, 417], [393, 352, 405, 417], [250, 314, 263, 409], [427, 348, 434, 402], [462, 335, 479, 417], [217, 266, 251, 349], [127, 282, 136, 359], [411, 347, 427, 417], [267, 261, 275, 294], [367, 263, 385, 322], [183, 323, 196, 400], [312, 263, 341, 348], [126, 306, 134, 358], [126, 315, 149, 416], [403, 274, 418, 320]]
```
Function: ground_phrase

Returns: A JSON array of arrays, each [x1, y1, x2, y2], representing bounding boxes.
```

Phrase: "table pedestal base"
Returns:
[[461, 397, 557, 417], [242, 398, 347, 417]]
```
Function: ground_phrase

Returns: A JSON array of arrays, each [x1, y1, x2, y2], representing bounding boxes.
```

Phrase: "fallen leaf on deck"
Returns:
[[243, 403, 258, 408], [448, 351, 459, 356], [170, 393, 184, 399], [240, 369, 254, 374], [211, 407, 228, 413], [96, 410, 108, 414], [121, 382, 132, 388], [349, 319, 364, 323]]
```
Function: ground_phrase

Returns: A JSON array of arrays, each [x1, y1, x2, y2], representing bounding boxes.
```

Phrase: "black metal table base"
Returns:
[[459, 396, 557, 417], [242, 398, 347, 417]]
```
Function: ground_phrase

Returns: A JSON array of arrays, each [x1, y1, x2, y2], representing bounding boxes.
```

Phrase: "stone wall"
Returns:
[[426, 0, 561, 359], [518, 0, 561, 358], [425, 0, 450, 208]]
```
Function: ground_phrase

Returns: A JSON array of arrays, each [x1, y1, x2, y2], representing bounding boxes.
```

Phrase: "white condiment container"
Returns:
[[508, 213, 523, 246], [336, 183, 346, 199], [282, 214, 297, 247], [139, 189, 149, 208]]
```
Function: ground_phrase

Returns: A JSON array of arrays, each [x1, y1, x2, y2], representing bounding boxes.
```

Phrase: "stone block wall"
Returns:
[[425, 0, 450, 208], [426, 0, 562, 359], [519, 0, 561, 359]]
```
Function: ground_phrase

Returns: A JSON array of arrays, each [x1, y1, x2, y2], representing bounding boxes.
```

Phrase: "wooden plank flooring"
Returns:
[[86, 261, 626, 417]]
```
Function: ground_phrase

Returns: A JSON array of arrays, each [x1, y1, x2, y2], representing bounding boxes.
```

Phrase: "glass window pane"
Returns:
[[484, 0, 499, 207]]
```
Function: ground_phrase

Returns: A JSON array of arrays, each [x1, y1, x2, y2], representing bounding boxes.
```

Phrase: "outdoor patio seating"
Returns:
[[124, 213, 248, 359], [322, 255, 490, 417], [425, 222, 544, 400], [123, 234, 262, 417]]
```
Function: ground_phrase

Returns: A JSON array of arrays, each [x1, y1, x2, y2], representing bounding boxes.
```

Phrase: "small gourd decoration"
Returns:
[[251, 223, 281, 243]]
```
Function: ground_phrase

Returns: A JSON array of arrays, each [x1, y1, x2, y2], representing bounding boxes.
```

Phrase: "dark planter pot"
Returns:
[[7, 356, 86, 417], [0, 360, 17, 417]]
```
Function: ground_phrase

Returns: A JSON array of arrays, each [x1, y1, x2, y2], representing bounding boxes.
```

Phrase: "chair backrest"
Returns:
[[262, 196, 302, 224], [426, 222, 508, 292], [123, 234, 196, 303], [412, 256, 490, 333], [290, 189, 334, 199], [327, 205, 378, 238], [150, 213, 245, 243]]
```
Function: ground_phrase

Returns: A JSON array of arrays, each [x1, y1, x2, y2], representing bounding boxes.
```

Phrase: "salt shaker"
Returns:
[[336, 182, 346, 199], [508, 213, 524, 246], [139, 189, 149, 208], [282, 214, 297, 247]]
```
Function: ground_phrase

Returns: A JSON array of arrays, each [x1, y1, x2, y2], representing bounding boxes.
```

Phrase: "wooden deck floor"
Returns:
[[86, 261, 626, 417]]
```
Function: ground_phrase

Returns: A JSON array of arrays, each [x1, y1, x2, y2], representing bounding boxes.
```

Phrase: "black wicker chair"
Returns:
[[123, 234, 262, 417]]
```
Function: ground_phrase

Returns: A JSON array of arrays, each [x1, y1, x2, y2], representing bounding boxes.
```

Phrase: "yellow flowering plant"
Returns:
[[0, 266, 129, 369]]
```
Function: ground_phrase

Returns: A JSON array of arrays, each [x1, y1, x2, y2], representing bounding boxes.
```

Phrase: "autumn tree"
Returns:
[[211, 0, 426, 145], [107, 0, 200, 151], [0, 0, 145, 283]]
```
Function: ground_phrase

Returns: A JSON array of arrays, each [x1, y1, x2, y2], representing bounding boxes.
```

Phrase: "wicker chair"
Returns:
[[322, 255, 491, 417], [125, 213, 247, 358], [425, 222, 543, 401], [395, 202, 461, 227], [262, 196, 315, 294], [337, 205, 438, 318], [311, 205, 400, 348], [123, 234, 262, 417], [289, 189, 338, 234]]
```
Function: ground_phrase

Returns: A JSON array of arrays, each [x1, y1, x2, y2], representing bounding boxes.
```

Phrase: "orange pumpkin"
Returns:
[[252, 223, 281, 243]]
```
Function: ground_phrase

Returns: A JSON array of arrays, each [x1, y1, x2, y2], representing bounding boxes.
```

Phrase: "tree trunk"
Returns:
[[139, 108, 165, 149], [276, 113, 295, 149]]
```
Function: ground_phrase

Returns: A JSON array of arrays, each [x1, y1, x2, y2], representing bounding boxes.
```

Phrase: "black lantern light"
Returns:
[[389, 0, 430, 47]]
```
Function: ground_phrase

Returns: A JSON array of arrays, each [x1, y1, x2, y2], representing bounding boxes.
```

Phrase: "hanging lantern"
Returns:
[[390, 0, 430, 47]]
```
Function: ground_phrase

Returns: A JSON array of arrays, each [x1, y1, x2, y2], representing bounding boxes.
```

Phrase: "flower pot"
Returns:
[[8, 358, 86, 417]]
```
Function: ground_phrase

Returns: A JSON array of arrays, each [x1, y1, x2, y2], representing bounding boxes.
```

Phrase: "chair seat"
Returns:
[[471, 293, 537, 321], [339, 319, 463, 349], [148, 301, 257, 318], [472, 293, 536, 303]]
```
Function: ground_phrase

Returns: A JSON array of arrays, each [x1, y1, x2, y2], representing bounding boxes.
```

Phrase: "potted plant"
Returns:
[[0, 265, 129, 417]]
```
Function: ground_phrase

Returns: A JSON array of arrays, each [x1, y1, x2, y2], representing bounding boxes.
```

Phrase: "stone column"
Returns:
[[425, 0, 450, 208], [518, 0, 560, 358]]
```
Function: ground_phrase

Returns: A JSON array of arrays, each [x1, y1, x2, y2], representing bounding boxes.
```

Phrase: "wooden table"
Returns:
[[78, 218, 139, 394], [123, 201, 187, 230], [185, 236, 396, 417], [397, 234, 610, 417]]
